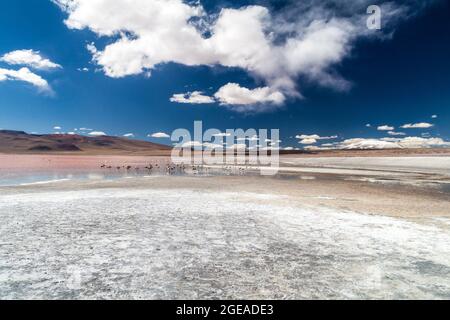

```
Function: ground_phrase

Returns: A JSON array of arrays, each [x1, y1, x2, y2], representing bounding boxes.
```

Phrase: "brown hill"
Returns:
[[0, 130, 172, 155]]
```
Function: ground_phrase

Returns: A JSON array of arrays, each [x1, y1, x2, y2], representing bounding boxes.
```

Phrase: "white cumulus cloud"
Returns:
[[89, 131, 107, 137], [1, 49, 61, 70], [214, 83, 285, 111], [53, 0, 426, 112], [150, 132, 170, 138], [377, 125, 395, 131], [0, 67, 51, 92], [299, 138, 318, 145], [397, 137, 449, 148], [331, 137, 450, 150]]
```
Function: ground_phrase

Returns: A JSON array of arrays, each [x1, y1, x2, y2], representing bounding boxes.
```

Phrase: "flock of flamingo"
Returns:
[[99, 161, 252, 176]]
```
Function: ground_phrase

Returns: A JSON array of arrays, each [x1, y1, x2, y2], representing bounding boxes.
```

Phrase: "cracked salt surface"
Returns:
[[0, 188, 449, 299]]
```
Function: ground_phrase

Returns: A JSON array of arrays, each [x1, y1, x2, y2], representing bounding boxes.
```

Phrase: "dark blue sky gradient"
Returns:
[[0, 0, 449, 147]]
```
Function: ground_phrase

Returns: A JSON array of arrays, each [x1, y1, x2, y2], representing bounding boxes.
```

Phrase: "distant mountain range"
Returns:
[[1, 130, 449, 157], [0, 130, 172, 155]]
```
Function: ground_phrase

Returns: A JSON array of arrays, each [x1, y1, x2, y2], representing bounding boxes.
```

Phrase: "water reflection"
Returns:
[[0, 164, 263, 186]]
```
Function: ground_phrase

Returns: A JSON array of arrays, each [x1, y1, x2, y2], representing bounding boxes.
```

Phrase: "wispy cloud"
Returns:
[[123, 133, 135, 138], [213, 133, 231, 137], [387, 131, 406, 136], [170, 91, 215, 104], [401, 122, 434, 129], [296, 134, 338, 140]]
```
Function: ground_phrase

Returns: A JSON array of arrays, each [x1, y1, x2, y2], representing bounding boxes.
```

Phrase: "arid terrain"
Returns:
[[0, 168, 449, 299], [0, 130, 171, 155], [0, 134, 449, 299]]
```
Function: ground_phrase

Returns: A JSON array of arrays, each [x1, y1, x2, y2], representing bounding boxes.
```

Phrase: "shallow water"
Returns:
[[0, 168, 194, 186], [0, 166, 265, 187], [0, 187, 449, 299], [0, 169, 104, 186]]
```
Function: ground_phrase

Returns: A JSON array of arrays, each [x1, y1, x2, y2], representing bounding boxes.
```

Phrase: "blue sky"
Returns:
[[0, 0, 449, 149]]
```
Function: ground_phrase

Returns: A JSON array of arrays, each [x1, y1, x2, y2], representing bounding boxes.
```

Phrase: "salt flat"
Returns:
[[281, 156, 450, 175], [0, 178, 449, 300]]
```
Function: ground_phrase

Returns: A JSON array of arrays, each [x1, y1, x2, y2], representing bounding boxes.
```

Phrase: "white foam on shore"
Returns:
[[315, 196, 337, 200], [18, 178, 72, 186], [0, 187, 449, 299]]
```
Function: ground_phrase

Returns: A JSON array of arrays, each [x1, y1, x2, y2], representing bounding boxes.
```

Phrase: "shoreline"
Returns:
[[2, 171, 449, 220], [1, 153, 449, 299], [0, 153, 448, 220]]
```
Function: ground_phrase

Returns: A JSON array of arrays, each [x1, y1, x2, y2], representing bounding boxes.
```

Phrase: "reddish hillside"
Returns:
[[0, 130, 172, 155]]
